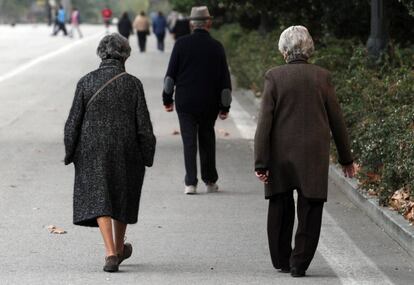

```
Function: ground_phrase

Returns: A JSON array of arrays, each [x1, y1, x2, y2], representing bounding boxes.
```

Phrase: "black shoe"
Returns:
[[290, 267, 306, 277], [279, 267, 291, 273], [103, 255, 119, 272], [117, 242, 133, 265]]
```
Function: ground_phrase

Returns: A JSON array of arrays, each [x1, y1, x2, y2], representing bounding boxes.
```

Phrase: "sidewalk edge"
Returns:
[[329, 164, 414, 257]]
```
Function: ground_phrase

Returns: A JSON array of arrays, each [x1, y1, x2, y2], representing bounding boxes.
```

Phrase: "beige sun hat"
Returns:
[[189, 6, 213, 21]]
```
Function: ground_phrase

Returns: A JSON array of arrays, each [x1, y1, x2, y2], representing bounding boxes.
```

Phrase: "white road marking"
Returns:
[[229, 98, 257, 139], [0, 33, 102, 84], [230, 95, 394, 284]]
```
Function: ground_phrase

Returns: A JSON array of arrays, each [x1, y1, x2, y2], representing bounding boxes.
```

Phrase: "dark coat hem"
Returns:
[[74, 214, 138, 227], [265, 189, 327, 203]]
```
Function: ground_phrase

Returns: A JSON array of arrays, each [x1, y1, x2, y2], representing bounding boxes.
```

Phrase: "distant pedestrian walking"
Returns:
[[117, 12, 133, 39], [69, 7, 82, 38], [102, 7, 112, 34], [64, 33, 156, 273], [52, 5, 67, 36], [152, 11, 168, 51], [171, 14, 191, 40], [133, 11, 150, 52], [162, 6, 232, 195], [254, 26, 356, 278]]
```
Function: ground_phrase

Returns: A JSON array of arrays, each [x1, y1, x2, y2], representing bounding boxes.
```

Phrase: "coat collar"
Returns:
[[99, 59, 126, 70], [286, 55, 309, 64], [193, 28, 210, 35]]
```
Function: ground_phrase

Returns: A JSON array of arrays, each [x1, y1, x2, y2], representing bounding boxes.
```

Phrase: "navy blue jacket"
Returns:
[[163, 29, 232, 114]]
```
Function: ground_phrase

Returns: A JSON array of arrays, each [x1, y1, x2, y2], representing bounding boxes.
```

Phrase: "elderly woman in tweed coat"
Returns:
[[64, 33, 156, 272], [254, 26, 356, 278]]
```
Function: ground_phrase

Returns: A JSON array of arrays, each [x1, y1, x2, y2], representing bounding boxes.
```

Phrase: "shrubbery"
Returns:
[[213, 24, 414, 206]]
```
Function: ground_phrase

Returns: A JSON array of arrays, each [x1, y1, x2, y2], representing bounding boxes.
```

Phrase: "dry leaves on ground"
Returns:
[[389, 188, 414, 224], [47, 225, 67, 234], [403, 202, 414, 224]]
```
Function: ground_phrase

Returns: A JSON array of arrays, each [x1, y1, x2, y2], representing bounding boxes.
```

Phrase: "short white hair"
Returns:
[[97, 33, 131, 61], [278, 26, 314, 61], [190, 20, 208, 29]]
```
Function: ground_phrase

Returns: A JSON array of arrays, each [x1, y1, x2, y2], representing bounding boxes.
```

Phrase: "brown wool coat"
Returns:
[[254, 58, 353, 200]]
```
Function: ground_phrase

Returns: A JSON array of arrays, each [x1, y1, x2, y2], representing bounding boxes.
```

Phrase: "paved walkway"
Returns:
[[0, 24, 413, 284]]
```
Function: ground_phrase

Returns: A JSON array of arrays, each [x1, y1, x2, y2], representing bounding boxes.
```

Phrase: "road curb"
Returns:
[[237, 87, 414, 258], [329, 164, 414, 257]]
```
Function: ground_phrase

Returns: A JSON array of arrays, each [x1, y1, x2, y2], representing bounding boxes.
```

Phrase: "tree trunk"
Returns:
[[258, 11, 272, 35]]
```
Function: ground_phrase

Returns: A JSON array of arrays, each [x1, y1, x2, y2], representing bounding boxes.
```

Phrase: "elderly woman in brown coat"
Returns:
[[254, 26, 356, 278], [64, 33, 156, 273]]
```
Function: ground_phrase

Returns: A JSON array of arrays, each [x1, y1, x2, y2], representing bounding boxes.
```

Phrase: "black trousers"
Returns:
[[137, 31, 147, 52], [177, 112, 218, 186], [156, 33, 165, 51], [53, 22, 67, 36], [267, 191, 324, 271]]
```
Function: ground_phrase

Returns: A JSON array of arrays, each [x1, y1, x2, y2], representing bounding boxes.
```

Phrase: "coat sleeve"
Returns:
[[254, 72, 276, 171], [135, 80, 156, 167], [64, 81, 85, 165], [162, 42, 179, 106], [219, 45, 232, 113], [325, 73, 353, 165]]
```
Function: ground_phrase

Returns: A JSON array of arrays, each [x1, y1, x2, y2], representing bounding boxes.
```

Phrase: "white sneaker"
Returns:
[[184, 185, 197, 195], [206, 183, 219, 193]]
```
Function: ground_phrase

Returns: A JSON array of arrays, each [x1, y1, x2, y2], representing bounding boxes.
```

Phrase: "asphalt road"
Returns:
[[0, 24, 413, 285]]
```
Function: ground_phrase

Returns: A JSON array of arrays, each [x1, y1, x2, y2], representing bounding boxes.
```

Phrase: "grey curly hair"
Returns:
[[278, 26, 314, 61], [97, 33, 131, 61]]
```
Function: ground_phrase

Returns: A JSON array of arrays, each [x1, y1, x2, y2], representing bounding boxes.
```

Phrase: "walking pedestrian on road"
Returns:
[[69, 7, 83, 38], [52, 5, 67, 36], [102, 6, 113, 34], [254, 25, 357, 278], [152, 11, 168, 51], [133, 11, 150, 52], [117, 12, 133, 39], [163, 6, 232, 195], [64, 33, 156, 273], [171, 14, 191, 40]]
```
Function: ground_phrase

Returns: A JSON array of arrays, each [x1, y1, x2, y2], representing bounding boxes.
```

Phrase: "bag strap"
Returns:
[[86, 72, 127, 109]]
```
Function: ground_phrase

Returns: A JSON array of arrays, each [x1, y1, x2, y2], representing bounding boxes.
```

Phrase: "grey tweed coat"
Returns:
[[254, 57, 353, 201], [64, 59, 156, 227]]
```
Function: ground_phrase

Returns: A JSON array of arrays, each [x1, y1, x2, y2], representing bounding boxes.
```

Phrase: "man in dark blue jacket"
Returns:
[[163, 6, 232, 195], [153, 11, 168, 51]]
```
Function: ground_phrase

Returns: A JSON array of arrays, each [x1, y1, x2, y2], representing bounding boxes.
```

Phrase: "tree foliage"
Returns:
[[72, 0, 149, 23], [170, 0, 414, 43]]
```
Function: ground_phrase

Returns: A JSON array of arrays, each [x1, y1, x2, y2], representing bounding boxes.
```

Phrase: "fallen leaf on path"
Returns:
[[218, 129, 230, 137], [47, 225, 67, 234], [171, 130, 180, 135]]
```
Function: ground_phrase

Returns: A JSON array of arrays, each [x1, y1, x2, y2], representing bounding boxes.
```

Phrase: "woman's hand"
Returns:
[[255, 170, 269, 184], [164, 104, 174, 112], [342, 163, 356, 178], [219, 111, 228, 120]]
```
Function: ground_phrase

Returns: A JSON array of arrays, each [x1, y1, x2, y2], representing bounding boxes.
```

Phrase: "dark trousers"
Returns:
[[267, 191, 324, 271], [53, 22, 67, 36], [156, 33, 165, 51], [177, 112, 218, 186], [137, 31, 147, 52]]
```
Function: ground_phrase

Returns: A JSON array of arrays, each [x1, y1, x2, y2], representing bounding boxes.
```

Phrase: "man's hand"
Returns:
[[255, 170, 269, 184], [342, 163, 356, 178], [165, 104, 174, 112], [219, 111, 228, 120]]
